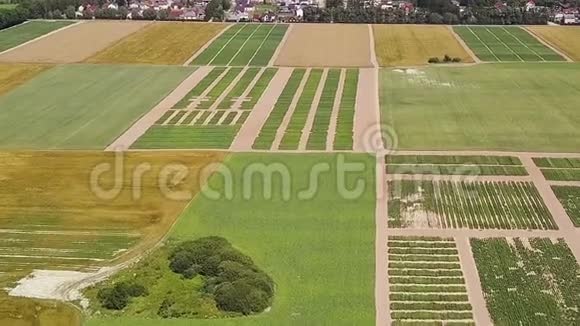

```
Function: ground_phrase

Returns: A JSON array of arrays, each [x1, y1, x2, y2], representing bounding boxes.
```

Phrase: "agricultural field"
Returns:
[[86, 22, 226, 65], [380, 63, 580, 152], [191, 23, 288, 66], [0, 21, 73, 53], [472, 237, 580, 325], [526, 26, 580, 61], [388, 180, 556, 229], [253, 68, 358, 150], [0, 21, 149, 63], [373, 25, 474, 66], [86, 153, 376, 326], [534, 157, 580, 181], [133, 66, 277, 149], [453, 26, 565, 62], [0, 63, 50, 95], [551, 186, 580, 226], [386, 154, 527, 176], [388, 236, 475, 324], [0, 64, 193, 149], [274, 23, 373, 67]]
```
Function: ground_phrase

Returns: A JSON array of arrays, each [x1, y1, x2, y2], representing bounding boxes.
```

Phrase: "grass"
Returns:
[[386, 155, 527, 176], [388, 180, 556, 230], [0, 63, 51, 95], [387, 237, 474, 324], [132, 126, 240, 149], [333, 69, 358, 150], [0, 295, 81, 326], [472, 237, 580, 325], [192, 24, 287, 66], [306, 69, 340, 150], [86, 153, 376, 325], [0, 21, 73, 52], [373, 25, 474, 66], [86, 22, 226, 65], [551, 186, 580, 226], [453, 26, 564, 62], [0, 64, 193, 149], [526, 26, 580, 61], [380, 63, 580, 152]]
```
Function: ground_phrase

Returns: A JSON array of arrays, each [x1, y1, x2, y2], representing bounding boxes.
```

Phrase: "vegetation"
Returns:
[[541, 169, 580, 181], [0, 5, 26, 30], [428, 54, 462, 64], [552, 186, 580, 226], [534, 157, 580, 181], [527, 26, 580, 61], [388, 180, 556, 229], [472, 237, 580, 325], [387, 154, 527, 175], [333, 69, 358, 150], [97, 282, 147, 310], [0, 63, 50, 96], [306, 69, 340, 150], [205, 0, 230, 22], [0, 20, 72, 52]]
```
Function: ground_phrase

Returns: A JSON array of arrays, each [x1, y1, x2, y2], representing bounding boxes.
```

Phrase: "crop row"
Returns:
[[306, 69, 341, 150], [551, 186, 580, 226], [195, 68, 243, 110], [333, 69, 358, 150], [253, 69, 305, 149], [173, 67, 227, 110], [215, 67, 260, 110], [279, 69, 323, 150], [239, 68, 277, 110], [133, 125, 240, 149], [541, 168, 580, 181], [471, 237, 580, 325], [534, 157, 580, 168], [386, 164, 528, 176], [388, 180, 556, 230], [387, 155, 522, 166]]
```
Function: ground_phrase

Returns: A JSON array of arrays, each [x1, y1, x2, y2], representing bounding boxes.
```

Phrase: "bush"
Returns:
[[97, 282, 147, 310], [452, 57, 462, 63], [214, 281, 270, 315], [443, 54, 452, 63], [428, 57, 440, 63]]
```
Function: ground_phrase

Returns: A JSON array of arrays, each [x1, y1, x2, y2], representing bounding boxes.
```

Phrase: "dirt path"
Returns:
[[456, 237, 493, 325], [448, 25, 481, 64], [354, 68, 383, 152], [549, 181, 580, 187], [268, 23, 293, 67], [368, 24, 379, 67], [105, 67, 212, 151], [230, 68, 293, 151], [271, 68, 310, 150], [298, 69, 327, 150], [326, 69, 346, 151], [375, 154, 390, 326], [0, 21, 84, 56], [524, 27, 574, 63], [183, 23, 233, 66]]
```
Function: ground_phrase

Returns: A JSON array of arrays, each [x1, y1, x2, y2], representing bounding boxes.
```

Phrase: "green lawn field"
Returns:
[[0, 64, 194, 149], [86, 153, 376, 325], [0, 21, 74, 52], [380, 63, 580, 152]]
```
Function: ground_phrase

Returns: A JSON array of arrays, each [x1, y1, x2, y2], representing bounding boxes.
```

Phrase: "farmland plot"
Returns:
[[388, 236, 475, 324], [0, 21, 74, 53], [133, 66, 277, 149], [386, 155, 528, 176], [527, 26, 580, 61], [191, 23, 288, 66], [534, 157, 580, 181], [472, 237, 580, 325], [453, 26, 564, 62], [551, 186, 580, 227], [388, 180, 556, 229], [0, 63, 50, 96]]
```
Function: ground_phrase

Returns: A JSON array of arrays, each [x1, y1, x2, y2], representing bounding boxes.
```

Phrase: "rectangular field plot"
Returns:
[[453, 26, 564, 62], [0, 63, 50, 96], [527, 26, 580, 61], [191, 23, 288, 66], [471, 237, 580, 325], [0, 21, 74, 53], [387, 155, 527, 176], [253, 68, 358, 151], [388, 180, 556, 229], [388, 236, 475, 325], [133, 66, 277, 149], [552, 186, 580, 227], [534, 157, 580, 181]]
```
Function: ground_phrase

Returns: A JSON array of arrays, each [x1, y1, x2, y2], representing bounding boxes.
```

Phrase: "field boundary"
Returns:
[[183, 23, 233, 66], [524, 26, 574, 62], [354, 68, 382, 152], [0, 21, 84, 56], [448, 25, 481, 64], [368, 24, 378, 67], [268, 23, 292, 67]]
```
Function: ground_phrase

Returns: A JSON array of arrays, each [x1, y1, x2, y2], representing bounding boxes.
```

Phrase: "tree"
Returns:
[[428, 12, 444, 24], [205, 0, 230, 21], [64, 5, 75, 19], [443, 12, 459, 24], [142, 8, 157, 20]]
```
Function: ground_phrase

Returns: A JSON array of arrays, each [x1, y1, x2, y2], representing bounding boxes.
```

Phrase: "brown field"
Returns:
[[373, 25, 474, 66], [274, 24, 373, 67], [526, 26, 580, 61], [0, 63, 50, 95], [0, 21, 150, 63], [86, 22, 227, 65]]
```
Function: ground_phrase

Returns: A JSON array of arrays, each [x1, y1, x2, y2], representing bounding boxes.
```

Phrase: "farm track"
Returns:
[[354, 68, 382, 152]]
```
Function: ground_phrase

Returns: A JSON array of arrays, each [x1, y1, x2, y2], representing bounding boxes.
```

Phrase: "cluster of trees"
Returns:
[[428, 54, 462, 63], [97, 281, 147, 310], [169, 237, 274, 316], [0, 6, 27, 29]]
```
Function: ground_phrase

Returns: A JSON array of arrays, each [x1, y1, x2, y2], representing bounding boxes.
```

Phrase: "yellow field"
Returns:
[[0, 64, 50, 95], [86, 22, 227, 65], [527, 26, 580, 61], [373, 25, 474, 66]]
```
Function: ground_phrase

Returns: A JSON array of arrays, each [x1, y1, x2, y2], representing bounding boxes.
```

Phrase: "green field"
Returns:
[[86, 153, 376, 325], [472, 237, 580, 325], [386, 155, 527, 176], [453, 26, 564, 62], [192, 24, 288, 66], [534, 157, 580, 181], [333, 69, 358, 150], [133, 66, 276, 149], [0, 21, 74, 52], [388, 180, 555, 229], [0, 64, 193, 149], [380, 64, 580, 152], [552, 186, 580, 226], [388, 236, 474, 324]]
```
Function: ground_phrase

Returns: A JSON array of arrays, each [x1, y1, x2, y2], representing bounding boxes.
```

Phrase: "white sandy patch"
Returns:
[[393, 68, 455, 88]]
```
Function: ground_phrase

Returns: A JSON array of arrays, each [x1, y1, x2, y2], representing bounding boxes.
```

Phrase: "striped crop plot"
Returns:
[[386, 155, 527, 176], [471, 237, 580, 325], [534, 157, 580, 181], [252, 68, 358, 151], [453, 26, 565, 62], [551, 186, 580, 226], [191, 23, 288, 66], [387, 180, 556, 229], [133, 66, 277, 149], [388, 236, 475, 325]]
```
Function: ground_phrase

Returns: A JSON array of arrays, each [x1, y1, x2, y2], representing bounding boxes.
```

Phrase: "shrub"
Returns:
[[97, 282, 147, 310], [443, 54, 452, 63], [452, 57, 462, 63], [428, 57, 440, 64], [214, 281, 270, 315]]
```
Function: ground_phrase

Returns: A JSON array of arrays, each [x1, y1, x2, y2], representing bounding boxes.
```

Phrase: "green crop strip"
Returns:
[[306, 69, 341, 150], [240, 68, 277, 110], [196, 67, 243, 110], [551, 186, 580, 226], [333, 69, 358, 150], [173, 67, 227, 110], [387, 155, 522, 165], [215, 67, 260, 110]]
